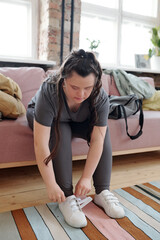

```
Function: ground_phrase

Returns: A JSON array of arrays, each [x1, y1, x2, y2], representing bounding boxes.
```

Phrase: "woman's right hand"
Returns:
[[46, 183, 66, 203]]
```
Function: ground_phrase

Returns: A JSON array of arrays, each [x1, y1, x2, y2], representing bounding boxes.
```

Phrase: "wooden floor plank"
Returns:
[[0, 151, 160, 213]]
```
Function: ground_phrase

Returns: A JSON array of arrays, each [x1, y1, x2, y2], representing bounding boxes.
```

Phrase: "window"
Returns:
[[0, 0, 38, 59], [80, 0, 160, 68]]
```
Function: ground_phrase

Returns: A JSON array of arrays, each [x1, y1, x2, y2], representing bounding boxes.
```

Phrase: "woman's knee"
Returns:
[[49, 122, 72, 152], [26, 108, 34, 130]]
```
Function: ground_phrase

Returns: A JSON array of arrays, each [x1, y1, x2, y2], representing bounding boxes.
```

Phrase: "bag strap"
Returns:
[[120, 99, 144, 140]]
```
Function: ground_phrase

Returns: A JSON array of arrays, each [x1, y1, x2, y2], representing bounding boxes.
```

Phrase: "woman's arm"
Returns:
[[34, 119, 66, 203], [75, 125, 107, 196]]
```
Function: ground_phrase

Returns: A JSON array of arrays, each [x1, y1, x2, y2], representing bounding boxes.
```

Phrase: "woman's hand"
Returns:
[[75, 177, 92, 197], [46, 183, 66, 203]]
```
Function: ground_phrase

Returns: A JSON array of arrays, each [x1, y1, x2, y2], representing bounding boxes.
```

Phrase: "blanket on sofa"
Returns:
[[0, 73, 26, 119], [104, 69, 155, 99]]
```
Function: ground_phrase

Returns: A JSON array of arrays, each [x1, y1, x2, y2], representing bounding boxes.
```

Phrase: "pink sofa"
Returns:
[[0, 67, 160, 168]]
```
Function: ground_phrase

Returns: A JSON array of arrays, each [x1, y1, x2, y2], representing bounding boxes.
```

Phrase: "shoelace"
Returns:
[[69, 196, 92, 212], [103, 191, 119, 204]]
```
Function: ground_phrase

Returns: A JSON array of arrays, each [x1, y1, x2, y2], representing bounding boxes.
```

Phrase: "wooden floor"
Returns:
[[0, 151, 160, 213]]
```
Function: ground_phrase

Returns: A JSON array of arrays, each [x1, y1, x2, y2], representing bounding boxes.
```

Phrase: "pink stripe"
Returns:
[[83, 202, 134, 240]]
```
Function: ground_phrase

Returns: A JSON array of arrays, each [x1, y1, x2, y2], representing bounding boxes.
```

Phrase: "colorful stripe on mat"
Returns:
[[0, 181, 159, 240]]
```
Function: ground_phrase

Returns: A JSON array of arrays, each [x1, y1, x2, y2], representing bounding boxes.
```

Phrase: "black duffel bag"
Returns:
[[109, 94, 144, 140]]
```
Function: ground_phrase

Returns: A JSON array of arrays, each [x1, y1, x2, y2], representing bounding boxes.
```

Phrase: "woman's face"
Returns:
[[63, 71, 95, 104]]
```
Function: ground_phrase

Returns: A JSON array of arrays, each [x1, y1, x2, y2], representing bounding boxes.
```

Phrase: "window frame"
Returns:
[[80, 0, 160, 67], [31, 0, 39, 59], [0, 0, 39, 59]]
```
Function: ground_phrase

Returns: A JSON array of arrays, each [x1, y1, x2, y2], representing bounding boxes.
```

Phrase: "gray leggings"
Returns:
[[27, 108, 112, 197]]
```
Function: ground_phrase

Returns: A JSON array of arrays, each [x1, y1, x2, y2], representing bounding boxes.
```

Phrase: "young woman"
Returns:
[[27, 49, 124, 228]]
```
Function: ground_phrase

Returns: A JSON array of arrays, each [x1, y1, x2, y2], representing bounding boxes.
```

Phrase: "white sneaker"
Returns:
[[59, 195, 92, 228], [94, 190, 125, 218]]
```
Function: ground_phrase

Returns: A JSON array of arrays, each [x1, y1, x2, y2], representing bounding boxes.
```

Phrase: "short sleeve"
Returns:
[[95, 88, 109, 126], [34, 82, 57, 126]]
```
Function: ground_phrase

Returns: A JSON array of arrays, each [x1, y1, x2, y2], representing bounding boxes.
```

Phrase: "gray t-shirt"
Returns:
[[28, 78, 109, 127]]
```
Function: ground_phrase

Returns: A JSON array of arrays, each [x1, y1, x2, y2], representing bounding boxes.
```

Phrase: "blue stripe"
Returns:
[[47, 202, 89, 240], [23, 207, 54, 240], [0, 212, 21, 240], [150, 181, 160, 189], [122, 206, 160, 240], [135, 185, 160, 201], [114, 188, 160, 221], [114, 190, 160, 240]]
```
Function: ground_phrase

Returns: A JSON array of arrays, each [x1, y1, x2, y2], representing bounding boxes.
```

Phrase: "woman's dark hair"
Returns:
[[44, 49, 102, 165]]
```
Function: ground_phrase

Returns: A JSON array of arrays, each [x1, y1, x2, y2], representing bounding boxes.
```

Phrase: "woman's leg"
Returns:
[[26, 107, 34, 130], [93, 127, 112, 194], [71, 122, 112, 194], [93, 128, 125, 218], [49, 122, 73, 197]]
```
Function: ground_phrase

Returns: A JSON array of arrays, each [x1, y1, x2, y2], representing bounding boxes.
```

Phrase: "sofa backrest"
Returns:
[[0, 67, 46, 109], [0, 67, 155, 109]]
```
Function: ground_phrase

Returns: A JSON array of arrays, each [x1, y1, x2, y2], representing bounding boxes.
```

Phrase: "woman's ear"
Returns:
[[63, 80, 66, 88]]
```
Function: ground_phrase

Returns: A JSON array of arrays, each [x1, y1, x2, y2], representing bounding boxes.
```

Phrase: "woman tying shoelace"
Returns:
[[26, 49, 125, 228]]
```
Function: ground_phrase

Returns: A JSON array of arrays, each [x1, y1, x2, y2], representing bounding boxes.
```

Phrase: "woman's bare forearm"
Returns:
[[34, 144, 57, 188], [82, 139, 103, 179]]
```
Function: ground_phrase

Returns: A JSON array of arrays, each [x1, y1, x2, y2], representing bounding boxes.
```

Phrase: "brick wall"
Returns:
[[39, 0, 81, 66]]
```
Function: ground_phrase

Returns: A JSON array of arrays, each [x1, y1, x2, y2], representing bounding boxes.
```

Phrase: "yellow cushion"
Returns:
[[143, 90, 160, 110], [0, 90, 26, 119], [0, 73, 22, 100]]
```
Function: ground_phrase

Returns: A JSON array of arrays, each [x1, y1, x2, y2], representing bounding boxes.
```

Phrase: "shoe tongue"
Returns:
[[66, 195, 76, 201], [101, 190, 111, 197], [77, 197, 93, 208], [102, 191, 119, 203], [68, 196, 80, 212], [102, 190, 110, 194], [67, 195, 92, 211]]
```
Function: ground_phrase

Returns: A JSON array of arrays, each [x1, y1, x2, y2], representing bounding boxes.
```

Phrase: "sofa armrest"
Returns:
[[101, 73, 109, 94], [103, 73, 155, 96], [102, 73, 120, 96], [140, 77, 155, 88]]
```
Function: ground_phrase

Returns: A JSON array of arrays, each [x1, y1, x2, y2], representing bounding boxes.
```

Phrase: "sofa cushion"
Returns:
[[0, 115, 35, 164], [0, 67, 46, 109], [71, 110, 160, 157], [109, 110, 160, 152], [72, 138, 89, 157]]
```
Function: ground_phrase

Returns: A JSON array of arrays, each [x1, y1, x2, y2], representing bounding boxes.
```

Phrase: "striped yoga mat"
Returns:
[[0, 181, 160, 240]]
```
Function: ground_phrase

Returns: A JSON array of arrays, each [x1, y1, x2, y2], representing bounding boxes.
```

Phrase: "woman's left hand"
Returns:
[[75, 177, 92, 197]]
